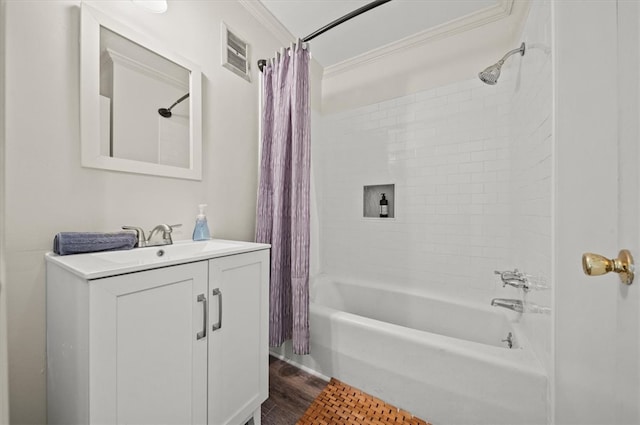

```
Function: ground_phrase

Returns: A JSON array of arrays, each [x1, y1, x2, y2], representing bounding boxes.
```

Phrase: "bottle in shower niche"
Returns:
[[379, 193, 389, 218], [192, 204, 211, 241]]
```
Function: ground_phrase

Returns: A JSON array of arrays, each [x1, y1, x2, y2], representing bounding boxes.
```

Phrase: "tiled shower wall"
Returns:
[[319, 76, 516, 301]]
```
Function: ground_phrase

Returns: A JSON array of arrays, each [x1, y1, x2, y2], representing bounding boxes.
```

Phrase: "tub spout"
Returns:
[[491, 298, 523, 313]]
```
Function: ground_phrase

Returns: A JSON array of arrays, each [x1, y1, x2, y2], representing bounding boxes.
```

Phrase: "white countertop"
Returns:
[[45, 239, 270, 280]]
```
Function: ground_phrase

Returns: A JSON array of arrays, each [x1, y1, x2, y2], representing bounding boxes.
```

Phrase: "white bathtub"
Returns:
[[271, 276, 548, 425]]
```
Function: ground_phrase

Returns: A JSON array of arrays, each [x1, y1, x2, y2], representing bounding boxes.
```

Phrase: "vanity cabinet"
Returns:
[[92, 262, 209, 424], [46, 244, 269, 425], [208, 253, 269, 424]]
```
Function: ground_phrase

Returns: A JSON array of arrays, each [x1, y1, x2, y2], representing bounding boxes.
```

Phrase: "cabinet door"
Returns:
[[208, 250, 269, 425], [90, 262, 208, 424]]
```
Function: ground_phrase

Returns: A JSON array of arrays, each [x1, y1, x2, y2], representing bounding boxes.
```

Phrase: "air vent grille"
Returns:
[[221, 23, 251, 82], [227, 48, 247, 72], [227, 32, 247, 57]]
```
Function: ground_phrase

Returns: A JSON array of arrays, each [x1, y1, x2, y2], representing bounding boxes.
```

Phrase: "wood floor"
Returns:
[[261, 356, 328, 425]]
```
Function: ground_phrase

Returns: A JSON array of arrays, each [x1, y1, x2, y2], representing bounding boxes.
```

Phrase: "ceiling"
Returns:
[[259, 0, 501, 67]]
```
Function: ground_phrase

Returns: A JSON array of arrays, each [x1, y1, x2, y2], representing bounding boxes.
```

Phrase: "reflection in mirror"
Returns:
[[81, 5, 202, 180], [100, 27, 190, 168]]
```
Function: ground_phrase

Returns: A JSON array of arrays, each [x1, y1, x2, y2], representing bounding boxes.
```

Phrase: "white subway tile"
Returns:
[[435, 84, 462, 97], [459, 162, 484, 173], [447, 91, 472, 104]]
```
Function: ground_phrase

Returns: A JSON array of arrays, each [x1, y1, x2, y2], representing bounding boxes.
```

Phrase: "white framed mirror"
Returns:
[[80, 5, 202, 180]]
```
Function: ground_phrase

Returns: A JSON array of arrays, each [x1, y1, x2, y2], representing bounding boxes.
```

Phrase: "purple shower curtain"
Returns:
[[256, 42, 311, 355]]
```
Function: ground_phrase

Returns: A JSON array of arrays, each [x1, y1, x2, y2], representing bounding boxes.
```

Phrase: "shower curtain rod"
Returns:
[[257, 0, 392, 72]]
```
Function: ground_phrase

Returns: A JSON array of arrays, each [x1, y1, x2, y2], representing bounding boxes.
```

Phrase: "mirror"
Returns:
[[81, 5, 202, 180]]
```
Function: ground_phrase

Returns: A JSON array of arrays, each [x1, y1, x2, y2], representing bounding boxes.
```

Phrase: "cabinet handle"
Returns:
[[196, 294, 207, 340], [212, 288, 222, 331]]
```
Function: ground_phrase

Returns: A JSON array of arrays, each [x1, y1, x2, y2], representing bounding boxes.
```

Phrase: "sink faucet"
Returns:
[[494, 269, 530, 292], [122, 224, 181, 248], [147, 224, 181, 247], [122, 226, 146, 247], [491, 298, 524, 313]]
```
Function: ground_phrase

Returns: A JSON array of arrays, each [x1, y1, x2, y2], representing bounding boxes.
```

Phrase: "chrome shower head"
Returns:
[[478, 62, 503, 85], [478, 42, 525, 85]]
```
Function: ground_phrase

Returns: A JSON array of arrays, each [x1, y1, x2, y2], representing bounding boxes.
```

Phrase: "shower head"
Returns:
[[158, 93, 190, 118], [478, 63, 502, 85], [478, 42, 525, 85], [158, 108, 173, 118]]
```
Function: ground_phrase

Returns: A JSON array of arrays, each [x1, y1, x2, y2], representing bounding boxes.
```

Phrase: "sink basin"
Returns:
[[165, 240, 242, 257], [46, 239, 268, 279], [95, 240, 242, 265]]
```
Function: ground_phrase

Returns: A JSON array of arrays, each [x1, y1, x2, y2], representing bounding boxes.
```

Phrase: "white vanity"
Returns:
[[45, 240, 270, 425]]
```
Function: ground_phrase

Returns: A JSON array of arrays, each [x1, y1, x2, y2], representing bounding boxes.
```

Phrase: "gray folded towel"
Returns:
[[53, 232, 138, 256]]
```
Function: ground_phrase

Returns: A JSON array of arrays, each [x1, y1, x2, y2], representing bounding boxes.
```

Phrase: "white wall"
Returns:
[[309, 60, 324, 278], [2, 1, 288, 422], [506, 0, 553, 387], [321, 1, 530, 113], [319, 78, 514, 302]]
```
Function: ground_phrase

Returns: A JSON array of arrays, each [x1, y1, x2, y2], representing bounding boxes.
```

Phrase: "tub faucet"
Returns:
[[491, 298, 524, 313], [494, 269, 530, 292], [501, 332, 514, 349]]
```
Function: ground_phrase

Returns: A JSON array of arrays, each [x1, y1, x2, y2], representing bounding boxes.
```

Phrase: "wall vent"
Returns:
[[221, 23, 251, 82]]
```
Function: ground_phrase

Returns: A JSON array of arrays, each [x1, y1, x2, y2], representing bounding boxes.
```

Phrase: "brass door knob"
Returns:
[[582, 249, 634, 285]]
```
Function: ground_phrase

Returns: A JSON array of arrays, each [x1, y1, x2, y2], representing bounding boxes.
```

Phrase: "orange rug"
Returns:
[[296, 378, 430, 425]]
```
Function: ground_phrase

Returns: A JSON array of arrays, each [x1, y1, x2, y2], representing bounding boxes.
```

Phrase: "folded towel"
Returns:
[[53, 232, 138, 256]]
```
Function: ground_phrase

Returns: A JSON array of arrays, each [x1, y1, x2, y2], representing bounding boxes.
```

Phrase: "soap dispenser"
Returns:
[[192, 204, 211, 241]]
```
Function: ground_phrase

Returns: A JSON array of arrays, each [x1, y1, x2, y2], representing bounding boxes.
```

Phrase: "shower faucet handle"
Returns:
[[494, 269, 522, 280], [494, 269, 530, 292]]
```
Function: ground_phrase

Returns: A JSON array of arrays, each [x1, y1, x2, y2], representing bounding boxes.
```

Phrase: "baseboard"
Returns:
[[269, 350, 331, 382]]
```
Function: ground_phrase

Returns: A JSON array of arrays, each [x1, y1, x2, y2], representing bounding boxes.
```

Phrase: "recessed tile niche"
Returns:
[[363, 184, 395, 218]]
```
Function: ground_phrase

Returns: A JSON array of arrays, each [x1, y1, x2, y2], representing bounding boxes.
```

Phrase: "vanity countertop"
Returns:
[[45, 239, 270, 280]]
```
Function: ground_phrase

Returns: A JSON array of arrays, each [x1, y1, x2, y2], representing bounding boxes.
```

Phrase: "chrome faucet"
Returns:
[[122, 224, 181, 248], [491, 298, 524, 313], [147, 224, 181, 247], [122, 226, 146, 247], [494, 269, 530, 292]]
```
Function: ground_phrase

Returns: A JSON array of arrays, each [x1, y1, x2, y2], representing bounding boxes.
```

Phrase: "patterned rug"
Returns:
[[296, 378, 430, 425]]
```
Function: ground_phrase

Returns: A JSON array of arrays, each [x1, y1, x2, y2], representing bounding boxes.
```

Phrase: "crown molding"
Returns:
[[238, 0, 296, 47], [324, 0, 515, 78], [103, 48, 188, 90]]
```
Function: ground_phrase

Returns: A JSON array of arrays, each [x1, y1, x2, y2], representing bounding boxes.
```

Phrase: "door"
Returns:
[[208, 250, 269, 425], [554, 1, 640, 423], [89, 262, 208, 424]]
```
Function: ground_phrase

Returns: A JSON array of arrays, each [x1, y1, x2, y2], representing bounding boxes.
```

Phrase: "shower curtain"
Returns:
[[256, 42, 311, 355]]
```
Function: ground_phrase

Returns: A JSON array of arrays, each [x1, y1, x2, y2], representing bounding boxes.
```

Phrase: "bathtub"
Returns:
[[271, 276, 548, 425]]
